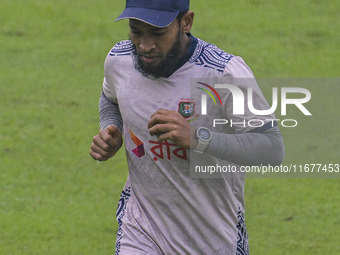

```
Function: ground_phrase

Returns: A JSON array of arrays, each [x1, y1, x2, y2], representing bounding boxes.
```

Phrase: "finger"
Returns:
[[90, 142, 117, 161], [92, 135, 114, 153], [89, 149, 111, 161], [157, 130, 189, 149], [148, 113, 179, 129], [154, 108, 183, 117], [149, 109, 178, 126], [99, 128, 113, 141], [149, 123, 174, 136], [149, 108, 170, 118], [157, 130, 177, 143], [107, 125, 121, 137], [107, 126, 122, 149], [99, 127, 121, 148], [90, 139, 117, 160], [148, 116, 168, 129], [91, 141, 113, 156], [90, 150, 103, 161]]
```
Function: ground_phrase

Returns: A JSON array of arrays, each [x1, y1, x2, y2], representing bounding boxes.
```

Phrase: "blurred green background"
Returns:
[[0, 0, 339, 254]]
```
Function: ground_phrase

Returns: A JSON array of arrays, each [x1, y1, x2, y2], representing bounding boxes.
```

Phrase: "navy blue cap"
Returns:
[[116, 0, 189, 27]]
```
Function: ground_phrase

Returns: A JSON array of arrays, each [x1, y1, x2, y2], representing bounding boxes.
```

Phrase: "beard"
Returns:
[[131, 31, 182, 79]]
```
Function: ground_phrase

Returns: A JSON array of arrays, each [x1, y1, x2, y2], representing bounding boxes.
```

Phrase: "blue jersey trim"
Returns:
[[236, 208, 249, 255], [163, 33, 198, 78], [109, 40, 134, 57], [115, 187, 131, 255], [108, 36, 234, 74], [189, 38, 234, 73]]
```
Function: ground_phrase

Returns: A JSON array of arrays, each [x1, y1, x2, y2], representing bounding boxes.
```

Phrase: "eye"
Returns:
[[152, 31, 165, 37], [130, 28, 142, 36]]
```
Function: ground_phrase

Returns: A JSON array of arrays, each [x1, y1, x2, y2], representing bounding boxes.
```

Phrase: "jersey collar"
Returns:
[[163, 33, 198, 78]]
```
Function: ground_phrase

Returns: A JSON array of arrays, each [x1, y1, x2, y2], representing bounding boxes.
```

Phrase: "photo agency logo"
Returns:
[[196, 81, 312, 128]]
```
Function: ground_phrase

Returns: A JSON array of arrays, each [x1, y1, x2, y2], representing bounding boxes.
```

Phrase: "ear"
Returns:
[[181, 11, 194, 33]]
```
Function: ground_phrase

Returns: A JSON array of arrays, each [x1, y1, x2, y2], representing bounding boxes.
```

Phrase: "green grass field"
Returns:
[[1, 0, 339, 254]]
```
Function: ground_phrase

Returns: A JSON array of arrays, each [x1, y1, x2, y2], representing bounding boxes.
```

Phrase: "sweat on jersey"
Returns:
[[100, 34, 284, 255]]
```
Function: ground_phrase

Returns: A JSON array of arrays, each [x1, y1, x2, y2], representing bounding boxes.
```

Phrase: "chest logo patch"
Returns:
[[178, 99, 199, 122]]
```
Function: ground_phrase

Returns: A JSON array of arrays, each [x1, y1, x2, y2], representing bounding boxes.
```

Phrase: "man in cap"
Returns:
[[90, 0, 285, 254]]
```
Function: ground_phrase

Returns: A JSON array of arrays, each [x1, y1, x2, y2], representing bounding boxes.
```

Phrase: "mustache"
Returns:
[[139, 52, 159, 58], [128, 32, 182, 78], [128, 35, 175, 58]]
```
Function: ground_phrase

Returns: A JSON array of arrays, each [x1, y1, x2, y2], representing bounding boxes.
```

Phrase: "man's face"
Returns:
[[129, 19, 183, 78]]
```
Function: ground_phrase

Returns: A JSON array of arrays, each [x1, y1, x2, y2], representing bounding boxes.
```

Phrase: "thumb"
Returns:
[[107, 125, 121, 138]]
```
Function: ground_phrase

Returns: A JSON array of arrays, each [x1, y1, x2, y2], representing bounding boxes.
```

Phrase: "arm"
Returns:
[[148, 109, 284, 166], [99, 91, 123, 131], [205, 56, 284, 166], [90, 92, 123, 161], [148, 57, 284, 166], [205, 126, 285, 166]]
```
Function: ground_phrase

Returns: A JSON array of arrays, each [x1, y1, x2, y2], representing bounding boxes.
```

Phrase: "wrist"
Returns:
[[190, 127, 198, 149], [194, 127, 212, 153]]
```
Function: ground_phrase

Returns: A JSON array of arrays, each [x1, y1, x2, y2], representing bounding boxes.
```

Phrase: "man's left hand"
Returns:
[[148, 109, 197, 149]]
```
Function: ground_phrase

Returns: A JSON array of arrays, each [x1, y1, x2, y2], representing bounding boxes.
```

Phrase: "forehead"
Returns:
[[129, 19, 176, 31]]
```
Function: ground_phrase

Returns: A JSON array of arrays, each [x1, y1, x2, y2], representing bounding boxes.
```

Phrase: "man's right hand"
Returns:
[[90, 125, 123, 161]]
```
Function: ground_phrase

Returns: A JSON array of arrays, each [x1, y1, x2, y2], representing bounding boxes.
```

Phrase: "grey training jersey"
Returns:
[[103, 35, 273, 255]]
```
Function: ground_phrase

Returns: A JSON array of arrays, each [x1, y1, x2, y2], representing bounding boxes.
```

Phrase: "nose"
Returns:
[[138, 35, 156, 54]]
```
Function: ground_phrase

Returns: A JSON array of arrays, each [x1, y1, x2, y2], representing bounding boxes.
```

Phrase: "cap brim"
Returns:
[[115, 7, 179, 28]]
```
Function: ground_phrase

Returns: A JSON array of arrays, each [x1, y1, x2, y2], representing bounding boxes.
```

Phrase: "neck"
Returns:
[[178, 33, 191, 60]]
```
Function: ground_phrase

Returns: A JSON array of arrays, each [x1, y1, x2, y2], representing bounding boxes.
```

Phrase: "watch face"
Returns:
[[198, 128, 211, 141]]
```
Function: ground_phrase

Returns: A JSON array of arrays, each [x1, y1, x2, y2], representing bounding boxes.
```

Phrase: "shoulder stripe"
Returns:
[[109, 40, 134, 57], [189, 38, 234, 72]]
